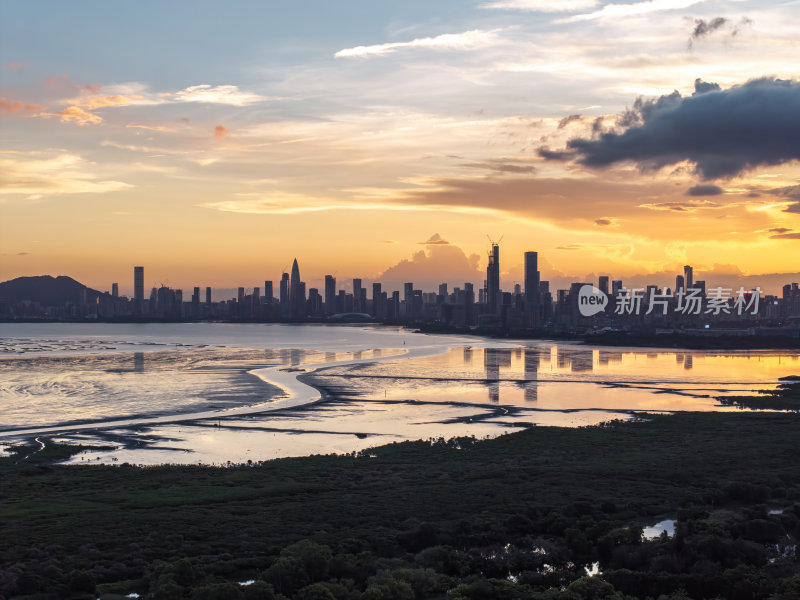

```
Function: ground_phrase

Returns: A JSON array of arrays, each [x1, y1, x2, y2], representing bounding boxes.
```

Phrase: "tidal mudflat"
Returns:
[[1, 323, 798, 465]]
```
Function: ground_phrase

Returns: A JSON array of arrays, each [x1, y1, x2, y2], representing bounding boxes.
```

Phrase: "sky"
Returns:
[[1, 0, 799, 296]]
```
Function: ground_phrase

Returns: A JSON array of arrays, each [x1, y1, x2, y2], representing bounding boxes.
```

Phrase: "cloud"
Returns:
[[0, 153, 132, 197], [0, 97, 44, 116], [558, 114, 582, 129], [595, 218, 613, 226], [562, 0, 703, 22], [126, 123, 169, 132], [6, 61, 31, 71], [692, 78, 721, 95], [173, 84, 264, 106], [461, 159, 536, 174], [214, 124, 229, 139], [69, 94, 132, 110], [335, 29, 502, 58], [45, 105, 104, 125], [769, 185, 800, 200], [686, 184, 724, 196], [377, 243, 483, 289], [688, 17, 753, 49], [546, 78, 800, 180], [639, 199, 722, 212], [768, 228, 792, 234], [689, 17, 727, 42], [421, 233, 449, 245], [769, 232, 800, 239], [479, 0, 598, 11]]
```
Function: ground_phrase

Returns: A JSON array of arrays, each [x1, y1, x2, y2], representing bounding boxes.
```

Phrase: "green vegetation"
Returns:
[[718, 377, 800, 410], [2, 412, 800, 599]]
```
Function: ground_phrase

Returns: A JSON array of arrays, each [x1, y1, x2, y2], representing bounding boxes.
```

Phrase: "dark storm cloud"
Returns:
[[538, 147, 574, 161], [770, 185, 800, 199], [686, 184, 724, 196], [688, 17, 752, 49], [767, 185, 800, 213], [558, 114, 582, 129], [692, 79, 721, 95], [689, 17, 727, 46], [547, 78, 800, 180]]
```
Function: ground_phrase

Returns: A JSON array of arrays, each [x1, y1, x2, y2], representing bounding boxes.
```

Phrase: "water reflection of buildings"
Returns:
[[598, 351, 623, 366], [463, 346, 473, 365], [133, 352, 144, 373], [553, 347, 594, 372], [484, 348, 512, 403], [674, 352, 693, 369], [570, 350, 594, 373], [524, 348, 540, 402]]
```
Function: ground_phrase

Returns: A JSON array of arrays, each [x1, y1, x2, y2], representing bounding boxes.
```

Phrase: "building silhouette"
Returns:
[[133, 266, 144, 314], [486, 243, 500, 315]]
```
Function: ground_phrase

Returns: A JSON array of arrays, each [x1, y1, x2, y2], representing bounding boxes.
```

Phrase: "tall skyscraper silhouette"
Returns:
[[598, 276, 609, 295], [111, 283, 119, 297], [324, 275, 336, 314], [264, 281, 273, 304], [353, 278, 362, 312], [290, 258, 305, 317], [133, 266, 144, 314], [524, 251, 541, 327], [486, 243, 500, 314], [280, 272, 290, 316], [684, 265, 693, 290]]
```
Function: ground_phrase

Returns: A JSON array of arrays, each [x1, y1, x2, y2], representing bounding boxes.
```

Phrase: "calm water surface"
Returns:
[[1, 323, 797, 464]]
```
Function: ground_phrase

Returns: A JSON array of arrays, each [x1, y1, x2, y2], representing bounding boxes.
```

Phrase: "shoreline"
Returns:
[[0, 335, 511, 441]]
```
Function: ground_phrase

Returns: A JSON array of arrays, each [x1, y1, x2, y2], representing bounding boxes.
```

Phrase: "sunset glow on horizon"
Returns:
[[2, 0, 799, 295]]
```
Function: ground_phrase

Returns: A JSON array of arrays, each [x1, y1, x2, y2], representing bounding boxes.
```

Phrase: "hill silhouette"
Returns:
[[0, 275, 106, 306]]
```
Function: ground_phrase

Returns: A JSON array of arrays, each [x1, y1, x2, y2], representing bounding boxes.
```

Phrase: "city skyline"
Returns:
[[2, 1, 800, 290]]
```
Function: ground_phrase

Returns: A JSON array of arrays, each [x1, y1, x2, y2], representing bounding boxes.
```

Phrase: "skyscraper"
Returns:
[[280, 272, 290, 316], [486, 243, 500, 314], [598, 276, 609, 295], [264, 281, 273, 304], [353, 278, 362, 312], [684, 265, 693, 290], [524, 251, 540, 327], [524, 252, 540, 303], [324, 275, 336, 315], [372, 282, 382, 317], [111, 283, 119, 297], [205, 286, 212, 305], [290, 258, 305, 318], [134, 266, 144, 314]]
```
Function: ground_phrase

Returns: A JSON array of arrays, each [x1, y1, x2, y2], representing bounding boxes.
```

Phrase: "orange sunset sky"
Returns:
[[1, 0, 799, 296]]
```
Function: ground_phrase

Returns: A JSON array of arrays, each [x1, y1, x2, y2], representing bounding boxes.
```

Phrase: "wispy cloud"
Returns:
[[480, 0, 598, 12], [335, 29, 503, 58], [0, 153, 132, 197], [173, 84, 264, 106], [42, 105, 104, 125], [563, 0, 704, 23], [0, 97, 44, 116]]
